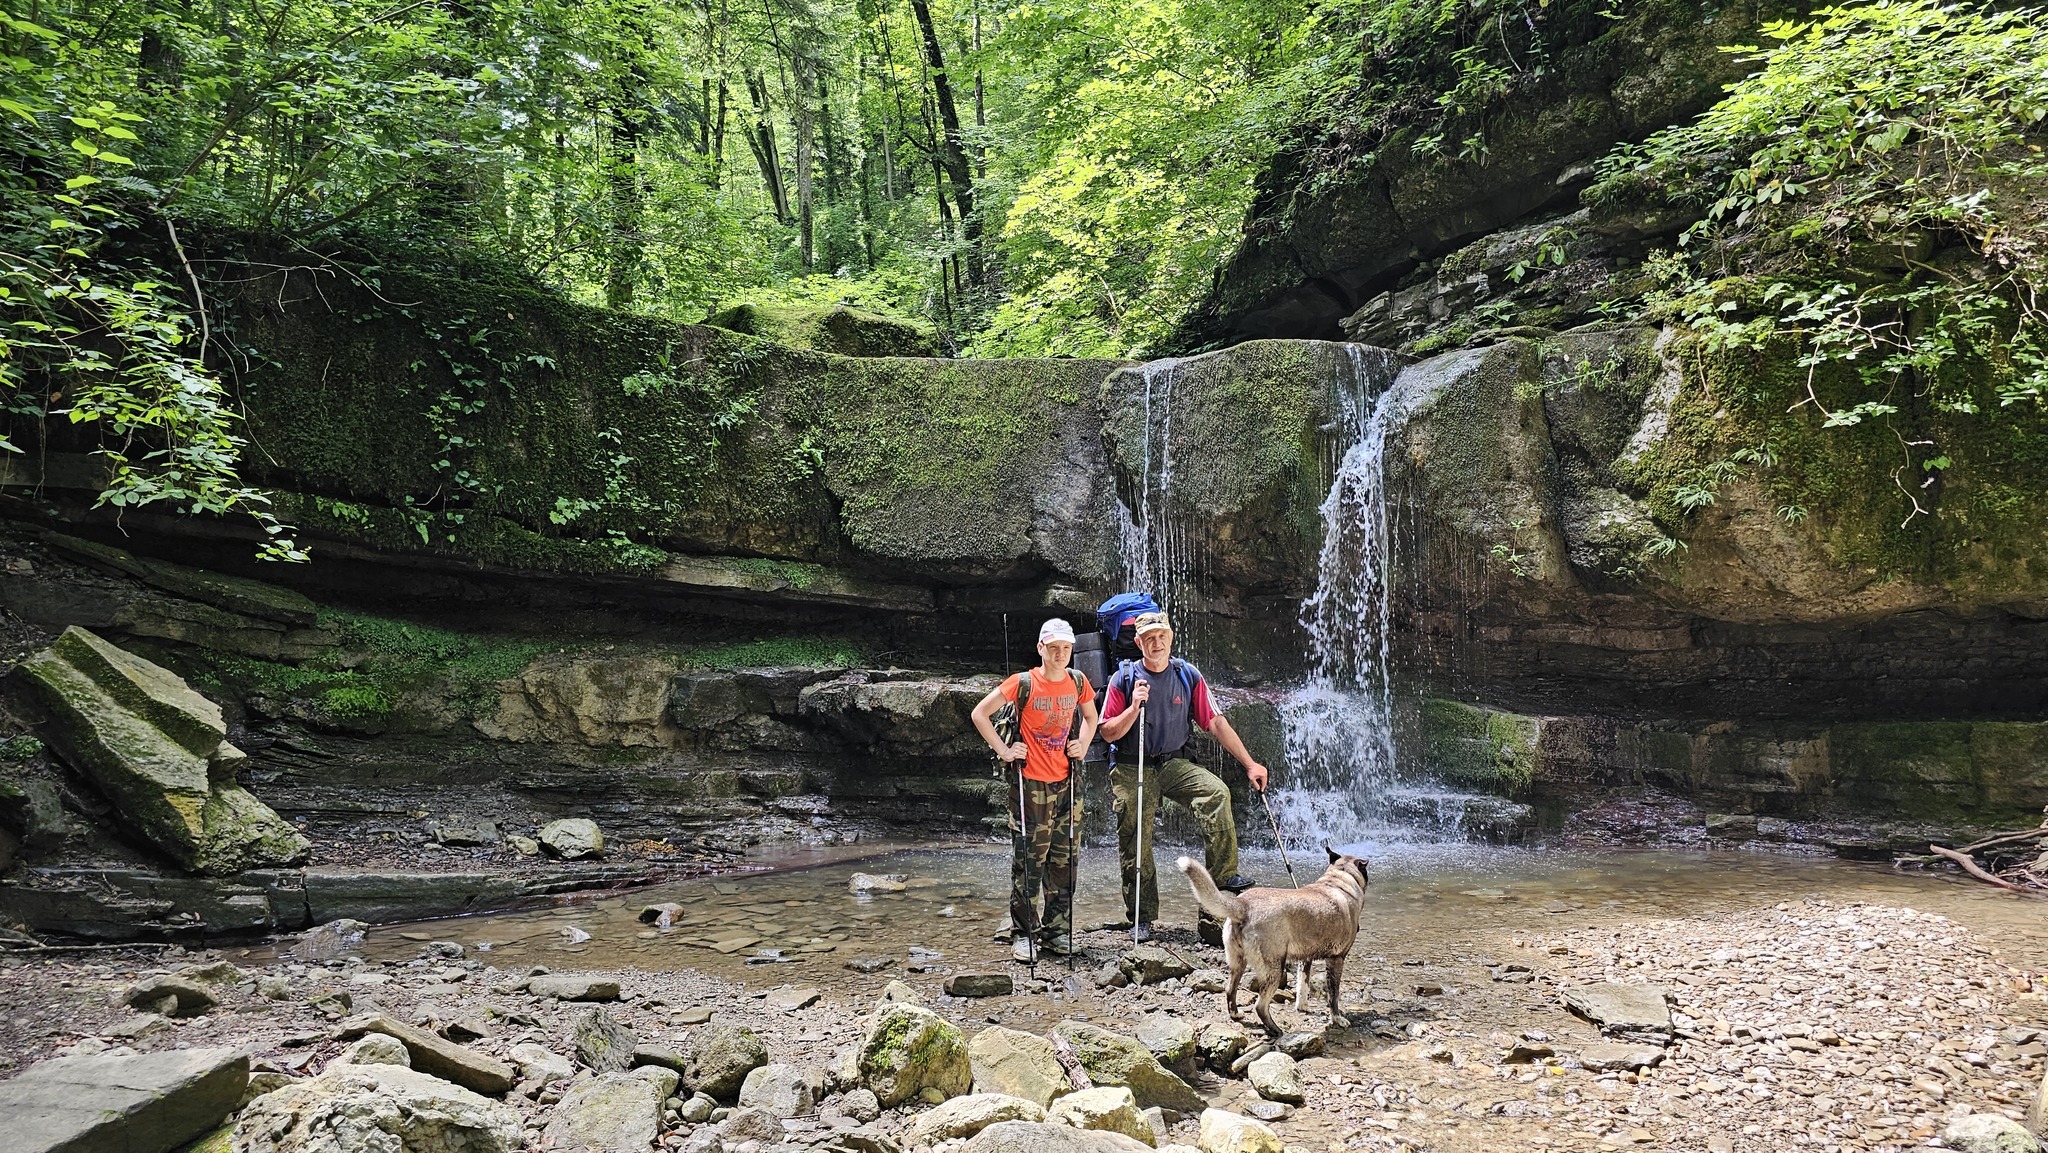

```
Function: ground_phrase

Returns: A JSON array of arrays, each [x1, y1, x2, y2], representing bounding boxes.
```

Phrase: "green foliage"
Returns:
[[1590, 1, 2048, 524], [673, 635, 863, 669]]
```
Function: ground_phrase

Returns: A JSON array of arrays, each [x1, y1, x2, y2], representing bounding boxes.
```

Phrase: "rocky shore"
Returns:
[[4, 883, 2044, 1153]]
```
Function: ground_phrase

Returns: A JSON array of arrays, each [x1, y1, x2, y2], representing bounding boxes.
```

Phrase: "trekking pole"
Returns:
[[1067, 760, 1079, 973], [1132, 702, 1146, 944], [1261, 789, 1300, 888]]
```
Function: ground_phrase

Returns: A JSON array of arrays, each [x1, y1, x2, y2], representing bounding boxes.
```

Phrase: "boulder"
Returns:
[[1945, 1114, 2043, 1153], [738, 1063, 815, 1118], [858, 1003, 972, 1107], [509, 1042, 574, 1087], [840, 1087, 882, 1123], [0, 1047, 247, 1153], [1194, 1022, 1249, 1073], [909, 1093, 1047, 1144], [574, 1006, 639, 1073], [1197, 1109, 1283, 1153], [123, 975, 217, 1018], [1049, 1086, 1155, 1145], [543, 1068, 674, 1152], [879, 979, 924, 1005], [1245, 1053, 1303, 1105], [1134, 1017, 1196, 1067], [720, 1105, 785, 1144], [961, 1120, 1156, 1153], [688, 1024, 770, 1099], [1051, 1022, 1204, 1113], [947, 973, 1015, 998], [233, 1062, 522, 1153], [333, 1013, 517, 1095], [1118, 947, 1193, 986], [333, 1034, 411, 1068], [970, 1026, 1070, 1107], [539, 818, 605, 859], [13, 627, 308, 874], [1560, 983, 1672, 1039], [530, 974, 622, 1001], [1576, 1042, 1665, 1072]]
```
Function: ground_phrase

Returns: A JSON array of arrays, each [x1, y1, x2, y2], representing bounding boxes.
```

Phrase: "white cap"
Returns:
[[1038, 618, 1077, 644]]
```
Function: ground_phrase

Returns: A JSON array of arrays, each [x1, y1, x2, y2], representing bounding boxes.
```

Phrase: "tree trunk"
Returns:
[[745, 72, 792, 224], [909, 0, 979, 283], [606, 95, 644, 308]]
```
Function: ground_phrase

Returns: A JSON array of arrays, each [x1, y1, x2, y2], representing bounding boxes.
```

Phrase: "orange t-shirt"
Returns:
[[1000, 668, 1095, 782]]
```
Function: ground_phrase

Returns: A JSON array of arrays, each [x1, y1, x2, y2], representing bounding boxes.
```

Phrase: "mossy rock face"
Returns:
[[1048, 1021, 1204, 1114], [14, 627, 308, 874], [706, 302, 946, 358], [1101, 340, 1404, 599], [1421, 698, 1538, 796], [858, 1004, 971, 1107]]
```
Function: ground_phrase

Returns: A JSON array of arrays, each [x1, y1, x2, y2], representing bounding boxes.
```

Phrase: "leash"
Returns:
[[1261, 789, 1299, 888]]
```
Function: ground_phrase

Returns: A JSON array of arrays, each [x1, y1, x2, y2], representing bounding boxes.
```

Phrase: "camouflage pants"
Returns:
[[1008, 769, 1081, 940]]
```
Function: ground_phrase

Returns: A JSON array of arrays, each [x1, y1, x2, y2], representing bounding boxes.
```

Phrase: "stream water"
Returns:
[[353, 842, 2048, 977]]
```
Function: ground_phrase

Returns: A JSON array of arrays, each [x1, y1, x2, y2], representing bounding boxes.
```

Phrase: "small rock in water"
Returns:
[[849, 873, 908, 894], [640, 902, 688, 928], [295, 918, 369, 963]]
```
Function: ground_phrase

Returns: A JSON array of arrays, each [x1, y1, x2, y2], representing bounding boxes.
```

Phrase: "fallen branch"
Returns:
[[1929, 843, 2029, 893], [1958, 826, 2048, 855]]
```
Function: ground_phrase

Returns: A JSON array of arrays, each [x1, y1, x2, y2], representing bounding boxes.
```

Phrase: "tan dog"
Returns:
[[1178, 848, 1369, 1037]]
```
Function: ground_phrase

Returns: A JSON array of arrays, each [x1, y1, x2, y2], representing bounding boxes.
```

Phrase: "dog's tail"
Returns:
[[1177, 856, 1247, 923]]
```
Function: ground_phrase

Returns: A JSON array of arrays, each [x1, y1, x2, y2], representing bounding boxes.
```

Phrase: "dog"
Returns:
[[1178, 848, 1370, 1037]]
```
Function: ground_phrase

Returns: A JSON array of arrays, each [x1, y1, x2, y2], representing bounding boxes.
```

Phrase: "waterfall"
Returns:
[[1116, 357, 1198, 637]]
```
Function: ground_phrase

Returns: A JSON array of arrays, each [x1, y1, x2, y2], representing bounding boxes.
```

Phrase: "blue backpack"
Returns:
[[1095, 591, 1161, 647], [1104, 657, 1200, 760]]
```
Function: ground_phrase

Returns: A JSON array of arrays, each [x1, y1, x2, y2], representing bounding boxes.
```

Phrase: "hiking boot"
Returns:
[[1218, 873, 1258, 892], [1132, 922, 1152, 943], [1041, 934, 1074, 956], [1012, 937, 1038, 963]]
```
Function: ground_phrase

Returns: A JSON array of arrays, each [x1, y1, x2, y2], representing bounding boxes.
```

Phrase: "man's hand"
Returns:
[[1130, 677, 1150, 706], [1065, 738, 1088, 759], [1246, 762, 1269, 791], [999, 742, 1028, 763]]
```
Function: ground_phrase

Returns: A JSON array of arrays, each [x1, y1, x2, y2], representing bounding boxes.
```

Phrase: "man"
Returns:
[[970, 618, 1099, 962], [1098, 611, 1267, 941]]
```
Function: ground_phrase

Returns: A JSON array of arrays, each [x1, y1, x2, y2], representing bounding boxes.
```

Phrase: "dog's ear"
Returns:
[[1326, 844, 1341, 864]]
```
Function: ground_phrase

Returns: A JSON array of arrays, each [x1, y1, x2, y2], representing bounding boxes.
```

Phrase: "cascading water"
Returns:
[[1117, 358, 1198, 631]]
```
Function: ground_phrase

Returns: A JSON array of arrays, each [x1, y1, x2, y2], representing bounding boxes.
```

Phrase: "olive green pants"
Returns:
[[1109, 755, 1240, 925]]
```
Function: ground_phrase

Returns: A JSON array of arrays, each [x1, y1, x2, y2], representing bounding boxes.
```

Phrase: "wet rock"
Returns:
[[509, 1042, 574, 1088], [539, 817, 605, 859], [969, 1027, 1068, 1108], [1194, 1022, 1250, 1073], [1049, 1086, 1155, 1145], [235, 1062, 521, 1153], [1945, 1114, 2043, 1153], [1560, 982, 1671, 1039], [0, 1047, 247, 1153], [1118, 946, 1192, 986], [1135, 1017, 1196, 1067], [123, 975, 217, 1018], [334, 1013, 517, 1096], [1197, 1109, 1282, 1153], [849, 873, 908, 893], [961, 1120, 1155, 1153], [14, 626, 306, 874], [1245, 1053, 1303, 1105], [294, 919, 368, 962], [947, 973, 1015, 998], [574, 1006, 639, 1073], [1273, 1033, 1322, 1059], [333, 1034, 411, 1068], [639, 901, 688, 927], [857, 1003, 971, 1107], [909, 1092, 1047, 1144], [739, 1063, 815, 1118], [1050, 1022, 1204, 1114], [720, 1105, 785, 1144], [689, 1024, 771, 1100], [1576, 1042, 1664, 1072], [543, 1068, 675, 1152], [530, 974, 622, 1002], [765, 985, 823, 1011], [840, 1087, 882, 1123]]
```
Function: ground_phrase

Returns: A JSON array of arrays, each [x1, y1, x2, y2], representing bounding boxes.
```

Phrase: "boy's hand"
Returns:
[[1065, 738, 1088, 759], [1000, 742, 1028, 763]]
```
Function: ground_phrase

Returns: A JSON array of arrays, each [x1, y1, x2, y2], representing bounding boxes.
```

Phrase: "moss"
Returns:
[[673, 636, 863, 670], [705, 301, 944, 358], [1421, 697, 1539, 796]]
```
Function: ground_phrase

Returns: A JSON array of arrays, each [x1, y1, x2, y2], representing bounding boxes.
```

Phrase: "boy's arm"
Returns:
[[1067, 698, 1101, 760], [970, 686, 1027, 762]]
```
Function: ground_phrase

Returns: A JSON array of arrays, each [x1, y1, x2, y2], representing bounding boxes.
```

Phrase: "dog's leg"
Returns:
[[1292, 962, 1308, 1011], [1325, 954, 1349, 1027], [1223, 920, 1245, 1022], [1251, 957, 1282, 1038]]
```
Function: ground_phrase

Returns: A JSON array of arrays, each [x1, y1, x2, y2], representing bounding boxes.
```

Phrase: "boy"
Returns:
[[970, 618, 1099, 962]]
